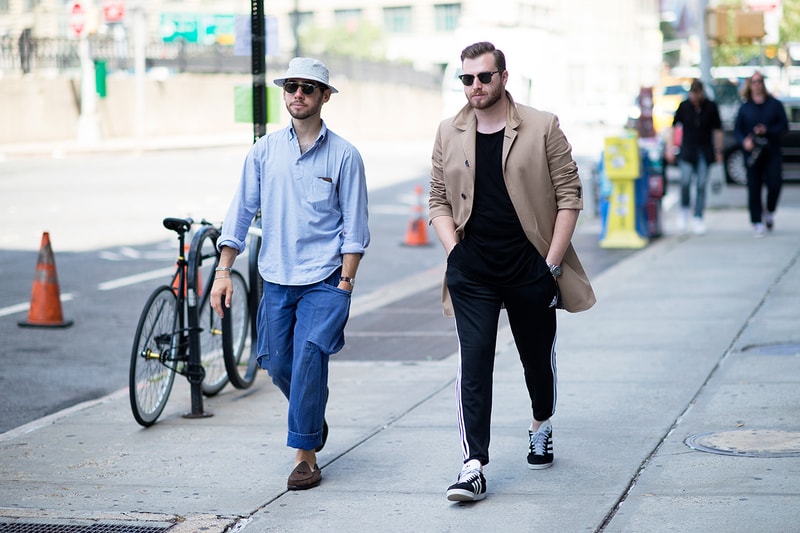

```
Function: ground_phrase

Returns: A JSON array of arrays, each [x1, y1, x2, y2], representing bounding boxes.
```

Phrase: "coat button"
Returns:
[[461, 193, 467, 199]]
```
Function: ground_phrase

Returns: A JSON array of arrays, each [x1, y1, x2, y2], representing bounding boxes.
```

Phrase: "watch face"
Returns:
[[551, 265, 562, 277]]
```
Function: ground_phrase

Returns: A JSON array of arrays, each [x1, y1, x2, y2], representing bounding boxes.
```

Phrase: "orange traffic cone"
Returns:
[[19, 232, 73, 328], [402, 184, 431, 246]]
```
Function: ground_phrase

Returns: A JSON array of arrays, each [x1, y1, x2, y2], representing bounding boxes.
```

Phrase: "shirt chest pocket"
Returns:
[[307, 174, 336, 211]]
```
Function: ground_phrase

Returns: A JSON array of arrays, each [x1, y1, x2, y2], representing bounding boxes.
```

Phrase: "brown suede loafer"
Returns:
[[287, 461, 321, 490]]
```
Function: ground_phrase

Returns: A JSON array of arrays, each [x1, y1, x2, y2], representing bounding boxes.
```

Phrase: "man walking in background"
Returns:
[[665, 79, 723, 235]]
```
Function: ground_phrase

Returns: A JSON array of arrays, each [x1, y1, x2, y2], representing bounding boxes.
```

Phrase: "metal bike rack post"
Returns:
[[183, 226, 218, 419]]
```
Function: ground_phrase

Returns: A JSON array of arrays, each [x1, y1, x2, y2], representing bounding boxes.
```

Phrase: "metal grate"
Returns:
[[0, 523, 174, 533]]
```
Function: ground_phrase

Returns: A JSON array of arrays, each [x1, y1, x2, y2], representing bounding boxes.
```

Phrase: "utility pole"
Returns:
[[698, 0, 714, 95], [292, 0, 301, 58], [252, 0, 267, 142]]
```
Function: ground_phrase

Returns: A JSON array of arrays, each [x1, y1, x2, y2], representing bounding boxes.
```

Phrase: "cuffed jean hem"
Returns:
[[287, 430, 324, 451]]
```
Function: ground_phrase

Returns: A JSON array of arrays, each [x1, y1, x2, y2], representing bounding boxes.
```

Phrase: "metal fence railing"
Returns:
[[1, 33, 441, 89]]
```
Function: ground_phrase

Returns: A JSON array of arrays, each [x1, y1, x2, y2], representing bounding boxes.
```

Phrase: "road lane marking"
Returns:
[[96, 267, 174, 291], [350, 265, 443, 318], [0, 293, 73, 317]]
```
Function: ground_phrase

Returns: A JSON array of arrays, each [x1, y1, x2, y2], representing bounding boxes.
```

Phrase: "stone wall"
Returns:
[[0, 72, 446, 145]]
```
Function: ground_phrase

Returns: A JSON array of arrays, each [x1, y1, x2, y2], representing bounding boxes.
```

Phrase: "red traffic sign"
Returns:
[[69, 1, 85, 37], [103, 0, 125, 23]]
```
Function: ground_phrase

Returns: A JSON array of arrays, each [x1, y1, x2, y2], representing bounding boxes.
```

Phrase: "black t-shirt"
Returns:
[[672, 98, 722, 164], [450, 128, 549, 286]]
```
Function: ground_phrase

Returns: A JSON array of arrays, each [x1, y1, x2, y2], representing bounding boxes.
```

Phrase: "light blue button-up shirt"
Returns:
[[217, 121, 370, 286]]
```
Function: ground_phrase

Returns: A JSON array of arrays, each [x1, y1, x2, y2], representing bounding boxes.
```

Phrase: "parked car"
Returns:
[[723, 96, 800, 184], [781, 96, 800, 181]]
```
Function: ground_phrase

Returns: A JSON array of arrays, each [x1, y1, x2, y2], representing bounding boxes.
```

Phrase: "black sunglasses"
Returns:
[[458, 71, 500, 86], [284, 81, 320, 95]]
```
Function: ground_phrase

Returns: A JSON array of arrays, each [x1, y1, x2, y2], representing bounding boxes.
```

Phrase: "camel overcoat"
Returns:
[[429, 92, 596, 316]]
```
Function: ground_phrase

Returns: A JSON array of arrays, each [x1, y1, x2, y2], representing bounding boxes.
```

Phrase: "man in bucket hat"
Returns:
[[211, 57, 369, 490]]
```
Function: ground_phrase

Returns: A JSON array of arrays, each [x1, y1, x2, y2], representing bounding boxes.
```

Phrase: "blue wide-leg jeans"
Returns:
[[256, 271, 351, 451], [678, 157, 709, 219]]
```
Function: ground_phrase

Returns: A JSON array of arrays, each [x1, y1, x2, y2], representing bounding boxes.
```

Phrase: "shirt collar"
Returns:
[[288, 120, 329, 145]]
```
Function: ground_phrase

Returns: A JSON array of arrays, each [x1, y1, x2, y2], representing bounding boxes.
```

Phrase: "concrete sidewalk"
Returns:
[[1, 196, 799, 532]]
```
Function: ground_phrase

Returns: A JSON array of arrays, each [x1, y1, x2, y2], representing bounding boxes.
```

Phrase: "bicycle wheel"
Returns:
[[191, 225, 229, 396], [223, 269, 256, 389], [197, 290, 227, 396], [129, 286, 178, 427], [247, 218, 262, 356]]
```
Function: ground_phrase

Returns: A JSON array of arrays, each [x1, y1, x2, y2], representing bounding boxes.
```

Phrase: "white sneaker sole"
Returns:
[[446, 488, 487, 502]]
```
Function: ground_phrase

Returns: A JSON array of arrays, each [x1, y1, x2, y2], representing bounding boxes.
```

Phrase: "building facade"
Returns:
[[1, 0, 662, 126]]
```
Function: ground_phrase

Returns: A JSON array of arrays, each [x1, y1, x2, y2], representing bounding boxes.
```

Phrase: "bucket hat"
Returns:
[[273, 57, 338, 93]]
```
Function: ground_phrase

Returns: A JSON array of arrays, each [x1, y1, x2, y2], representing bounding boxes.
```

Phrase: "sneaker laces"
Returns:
[[458, 466, 482, 483], [529, 428, 549, 455]]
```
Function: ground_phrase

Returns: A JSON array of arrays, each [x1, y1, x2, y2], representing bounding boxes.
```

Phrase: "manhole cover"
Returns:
[[685, 429, 800, 458], [742, 343, 800, 356]]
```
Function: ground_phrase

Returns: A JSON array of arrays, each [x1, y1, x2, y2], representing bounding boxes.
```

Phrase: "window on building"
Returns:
[[298, 11, 314, 26], [434, 3, 461, 32], [292, 10, 314, 32], [0, 0, 10, 14], [383, 6, 412, 33], [334, 8, 362, 25]]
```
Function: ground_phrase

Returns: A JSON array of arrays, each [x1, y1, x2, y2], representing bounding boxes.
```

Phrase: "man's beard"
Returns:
[[286, 101, 321, 120], [468, 85, 502, 110]]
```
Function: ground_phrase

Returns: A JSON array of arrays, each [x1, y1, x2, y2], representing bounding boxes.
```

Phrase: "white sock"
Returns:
[[463, 459, 482, 472]]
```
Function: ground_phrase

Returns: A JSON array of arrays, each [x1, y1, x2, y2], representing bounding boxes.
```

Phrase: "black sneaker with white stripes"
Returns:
[[446, 462, 487, 502], [527, 420, 554, 469]]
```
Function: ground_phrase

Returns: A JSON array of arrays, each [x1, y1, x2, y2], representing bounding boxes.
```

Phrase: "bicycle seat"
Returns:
[[163, 217, 193, 234]]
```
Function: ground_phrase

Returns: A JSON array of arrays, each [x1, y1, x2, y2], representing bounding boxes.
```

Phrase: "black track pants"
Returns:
[[747, 148, 783, 224], [446, 265, 558, 466]]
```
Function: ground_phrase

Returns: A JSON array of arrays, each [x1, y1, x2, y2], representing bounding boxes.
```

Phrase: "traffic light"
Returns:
[[705, 8, 765, 44], [705, 8, 728, 43], [734, 11, 765, 42]]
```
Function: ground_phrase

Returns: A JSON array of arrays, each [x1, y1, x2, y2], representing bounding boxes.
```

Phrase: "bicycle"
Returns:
[[129, 217, 249, 427]]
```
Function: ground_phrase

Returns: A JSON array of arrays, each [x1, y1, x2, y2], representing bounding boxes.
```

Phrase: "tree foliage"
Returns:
[[779, 0, 800, 43], [709, 0, 800, 67], [299, 20, 387, 61]]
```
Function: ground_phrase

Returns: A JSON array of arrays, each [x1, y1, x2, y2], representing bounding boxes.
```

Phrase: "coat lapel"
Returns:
[[459, 124, 477, 183]]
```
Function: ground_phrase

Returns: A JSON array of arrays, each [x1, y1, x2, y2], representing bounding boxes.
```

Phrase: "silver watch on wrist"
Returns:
[[547, 263, 562, 278]]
